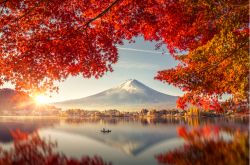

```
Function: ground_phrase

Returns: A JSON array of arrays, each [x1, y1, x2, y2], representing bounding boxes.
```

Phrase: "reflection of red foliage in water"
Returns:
[[156, 125, 249, 165], [178, 125, 220, 141], [0, 129, 111, 165], [177, 126, 188, 139], [10, 129, 29, 141]]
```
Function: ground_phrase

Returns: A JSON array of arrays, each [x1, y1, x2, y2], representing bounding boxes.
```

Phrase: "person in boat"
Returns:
[[101, 128, 111, 133]]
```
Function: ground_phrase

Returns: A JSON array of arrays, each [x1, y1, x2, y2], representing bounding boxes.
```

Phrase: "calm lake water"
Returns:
[[0, 117, 249, 165]]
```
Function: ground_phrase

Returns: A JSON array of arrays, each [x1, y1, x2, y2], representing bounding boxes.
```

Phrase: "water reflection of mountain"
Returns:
[[0, 118, 59, 143], [54, 123, 178, 156], [53, 117, 249, 156]]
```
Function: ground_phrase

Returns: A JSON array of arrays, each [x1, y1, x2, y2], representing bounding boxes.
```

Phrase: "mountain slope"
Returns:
[[0, 88, 34, 111], [54, 79, 178, 111]]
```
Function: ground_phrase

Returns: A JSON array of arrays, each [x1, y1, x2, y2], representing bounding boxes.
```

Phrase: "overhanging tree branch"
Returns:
[[83, 0, 121, 27], [61, 0, 121, 39]]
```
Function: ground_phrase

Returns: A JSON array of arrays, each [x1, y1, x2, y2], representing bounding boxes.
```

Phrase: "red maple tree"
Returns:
[[0, 0, 248, 110]]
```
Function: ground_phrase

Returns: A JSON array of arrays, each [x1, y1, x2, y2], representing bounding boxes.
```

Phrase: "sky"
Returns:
[[3, 37, 184, 103]]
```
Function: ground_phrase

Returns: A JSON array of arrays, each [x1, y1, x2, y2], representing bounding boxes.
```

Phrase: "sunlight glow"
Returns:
[[34, 95, 49, 104]]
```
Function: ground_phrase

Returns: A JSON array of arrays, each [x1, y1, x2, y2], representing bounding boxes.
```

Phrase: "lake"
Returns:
[[0, 116, 249, 165]]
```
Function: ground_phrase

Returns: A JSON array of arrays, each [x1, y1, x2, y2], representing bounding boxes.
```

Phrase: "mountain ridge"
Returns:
[[0, 88, 34, 111], [53, 79, 177, 111]]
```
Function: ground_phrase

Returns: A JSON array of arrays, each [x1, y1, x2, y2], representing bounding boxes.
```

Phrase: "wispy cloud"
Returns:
[[117, 47, 164, 54], [115, 61, 160, 70]]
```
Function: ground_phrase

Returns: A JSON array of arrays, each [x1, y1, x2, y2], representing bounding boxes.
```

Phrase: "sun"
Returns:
[[34, 95, 49, 105]]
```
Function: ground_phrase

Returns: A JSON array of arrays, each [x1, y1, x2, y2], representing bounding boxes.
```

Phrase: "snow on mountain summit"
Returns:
[[54, 79, 178, 111], [115, 79, 146, 93]]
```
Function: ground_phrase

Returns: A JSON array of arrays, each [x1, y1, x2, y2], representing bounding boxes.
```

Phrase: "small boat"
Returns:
[[100, 128, 111, 133]]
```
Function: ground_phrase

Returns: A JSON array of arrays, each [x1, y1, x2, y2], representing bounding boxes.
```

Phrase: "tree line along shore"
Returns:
[[0, 105, 248, 118]]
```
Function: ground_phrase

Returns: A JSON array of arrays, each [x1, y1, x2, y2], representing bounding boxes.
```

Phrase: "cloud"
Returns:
[[117, 47, 164, 54], [115, 61, 160, 70]]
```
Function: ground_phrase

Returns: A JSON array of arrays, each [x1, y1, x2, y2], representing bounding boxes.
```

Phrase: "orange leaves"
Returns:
[[154, 0, 249, 111], [156, 23, 249, 111]]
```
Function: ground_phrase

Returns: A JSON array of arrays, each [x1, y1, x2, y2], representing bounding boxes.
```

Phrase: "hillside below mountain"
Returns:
[[0, 88, 34, 111]]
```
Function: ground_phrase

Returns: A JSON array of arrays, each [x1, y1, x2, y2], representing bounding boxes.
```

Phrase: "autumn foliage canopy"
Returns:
[[0, 0, 248, 110]]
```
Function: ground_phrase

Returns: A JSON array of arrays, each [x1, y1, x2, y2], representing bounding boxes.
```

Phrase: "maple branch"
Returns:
[[0, 3, 5, 16], [0, 0, 46, 29], [20, 0, 122, 57], [62, 0, 121, 39], [229, 0, 249, 8], [14, 0, 45, 22], [22, 0, 121, 43], [84, 0, 120, 27]]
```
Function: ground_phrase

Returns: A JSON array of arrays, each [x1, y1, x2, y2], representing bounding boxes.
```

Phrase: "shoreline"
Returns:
[[0, 114, 248, 119]]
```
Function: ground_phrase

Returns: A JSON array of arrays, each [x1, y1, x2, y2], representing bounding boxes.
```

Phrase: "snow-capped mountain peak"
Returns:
[[117, 79, 144, 93], [54, 79, 178, 111]]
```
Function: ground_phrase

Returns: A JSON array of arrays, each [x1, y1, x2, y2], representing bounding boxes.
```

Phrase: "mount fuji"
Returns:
[[53, 79, 178, 111]]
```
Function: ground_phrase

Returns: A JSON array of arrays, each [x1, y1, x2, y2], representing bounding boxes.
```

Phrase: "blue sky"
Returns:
[[3, 37, 184, 102]]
